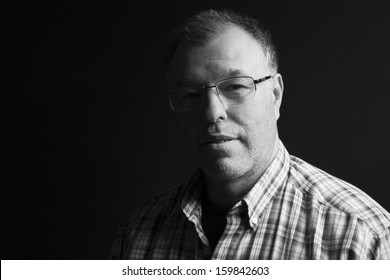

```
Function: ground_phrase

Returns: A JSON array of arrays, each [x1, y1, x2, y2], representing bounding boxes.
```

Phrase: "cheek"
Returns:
[[175, 115, 199, 146], [235, 103, 276, 145]]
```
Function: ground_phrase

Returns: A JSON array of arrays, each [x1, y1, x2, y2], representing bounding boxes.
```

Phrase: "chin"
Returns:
[[199, 157, 248, 181]]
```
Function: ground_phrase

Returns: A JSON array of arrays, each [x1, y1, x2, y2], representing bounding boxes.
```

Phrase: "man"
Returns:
[[111, 9, 390, 259]]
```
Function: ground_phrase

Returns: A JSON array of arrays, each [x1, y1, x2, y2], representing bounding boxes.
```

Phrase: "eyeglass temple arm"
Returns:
[[253, 75, 273, 84]]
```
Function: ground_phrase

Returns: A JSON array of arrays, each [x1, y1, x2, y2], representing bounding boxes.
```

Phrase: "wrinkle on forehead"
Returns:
[[174, 64, 249, 87], [168, 27, 269, 88], [204, 62, 251, 79]]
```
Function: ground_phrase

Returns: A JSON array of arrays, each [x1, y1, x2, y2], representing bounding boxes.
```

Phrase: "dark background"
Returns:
[[3, 0, 390, 259]]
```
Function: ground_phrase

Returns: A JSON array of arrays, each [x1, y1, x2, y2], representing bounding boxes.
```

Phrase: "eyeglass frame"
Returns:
[[168, 75, 274, 111]]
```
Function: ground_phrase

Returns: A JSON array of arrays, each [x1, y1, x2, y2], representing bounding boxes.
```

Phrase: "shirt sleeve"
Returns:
[[376, 231, 390, 259], [109, 222, 129, 260]]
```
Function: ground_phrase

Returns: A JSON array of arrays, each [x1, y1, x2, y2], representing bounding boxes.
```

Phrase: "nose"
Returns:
[[202, 87, 228, 123]]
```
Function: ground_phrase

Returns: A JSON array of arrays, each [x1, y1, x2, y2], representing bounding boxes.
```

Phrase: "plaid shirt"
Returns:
[[111, 142, 390, 259]]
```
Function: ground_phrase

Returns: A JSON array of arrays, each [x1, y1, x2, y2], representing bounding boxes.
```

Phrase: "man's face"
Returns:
[[167, 27, 284, 182]]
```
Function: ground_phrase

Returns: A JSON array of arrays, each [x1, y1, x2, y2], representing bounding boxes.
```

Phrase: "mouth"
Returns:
[[204, 139, 233, 144], [201, 135, 237, 146]]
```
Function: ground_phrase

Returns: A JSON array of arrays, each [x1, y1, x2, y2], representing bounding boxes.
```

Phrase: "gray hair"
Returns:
[[165, 9, 279, 71]]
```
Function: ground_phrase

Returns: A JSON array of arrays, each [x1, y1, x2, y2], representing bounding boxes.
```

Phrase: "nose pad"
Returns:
[[202, 87, 228, 123], [204, 86, 225, 105], [203, 87, 223, 107]]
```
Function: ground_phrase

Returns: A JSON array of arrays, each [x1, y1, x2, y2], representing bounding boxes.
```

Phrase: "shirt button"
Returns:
[[251, 217, 259, 225], [203, 248, 212, 259]]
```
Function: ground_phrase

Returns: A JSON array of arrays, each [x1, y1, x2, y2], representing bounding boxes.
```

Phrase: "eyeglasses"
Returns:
[[168, 75, 273, 111]]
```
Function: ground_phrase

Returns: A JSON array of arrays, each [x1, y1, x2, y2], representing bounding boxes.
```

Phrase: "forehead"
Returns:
[[167, 27, 268, 87]]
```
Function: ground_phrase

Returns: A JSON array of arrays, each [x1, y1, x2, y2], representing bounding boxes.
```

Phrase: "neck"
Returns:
[[203, 141, 280, 208]]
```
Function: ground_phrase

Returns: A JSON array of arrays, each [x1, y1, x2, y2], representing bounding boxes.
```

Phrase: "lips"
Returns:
[[201, 134, 237, 145]]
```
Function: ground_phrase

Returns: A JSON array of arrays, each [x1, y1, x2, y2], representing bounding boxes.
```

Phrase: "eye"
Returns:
[[179, 91, 202, 107], [223, 83, 248, 91], [182, 92, 202, 100]]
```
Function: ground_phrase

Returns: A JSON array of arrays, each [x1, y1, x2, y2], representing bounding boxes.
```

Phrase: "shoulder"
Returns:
[[129, 183, 187, 225], [288, 155, 390, 236], [109, 183, 188, 259]]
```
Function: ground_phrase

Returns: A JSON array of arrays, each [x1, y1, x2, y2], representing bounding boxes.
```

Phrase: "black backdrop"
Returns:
[[3, 0, 390, 259]]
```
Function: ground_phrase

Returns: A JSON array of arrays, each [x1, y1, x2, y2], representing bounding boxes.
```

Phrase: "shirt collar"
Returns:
[[181, 140, 290, 230], [181, 170, 203, 222], [242, 140, 290, 229]]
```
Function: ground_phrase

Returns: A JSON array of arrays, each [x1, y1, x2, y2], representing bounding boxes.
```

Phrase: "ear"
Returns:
[[272, 73, 284, 120]]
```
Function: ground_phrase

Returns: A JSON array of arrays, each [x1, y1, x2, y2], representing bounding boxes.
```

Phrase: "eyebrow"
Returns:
[[174, 80, 201, 87], [223, 68, 248, 77], [174, 68, 249, 87]]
